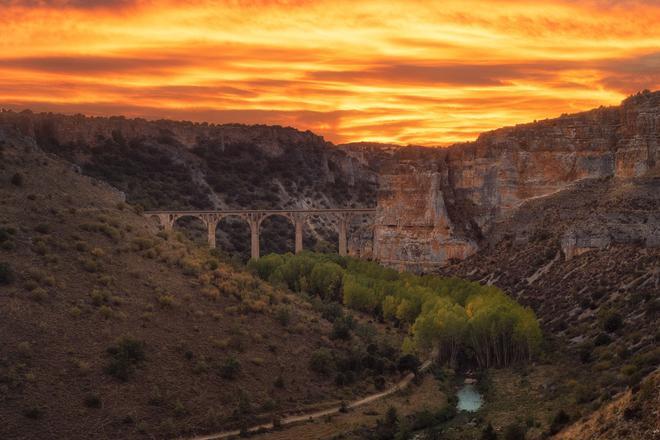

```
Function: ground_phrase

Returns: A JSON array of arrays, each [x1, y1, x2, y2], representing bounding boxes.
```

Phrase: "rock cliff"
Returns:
[[374, 90, 660, 271]]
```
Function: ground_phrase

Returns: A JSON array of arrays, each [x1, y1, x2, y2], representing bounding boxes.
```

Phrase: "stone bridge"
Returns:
[[145, 209, 377, 259]]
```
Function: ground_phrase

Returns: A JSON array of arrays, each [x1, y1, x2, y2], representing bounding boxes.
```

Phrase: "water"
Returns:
[[456, 383, 483, 412]]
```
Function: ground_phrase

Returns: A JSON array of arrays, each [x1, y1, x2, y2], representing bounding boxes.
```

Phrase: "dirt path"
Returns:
[[184, 359, 433, 440]]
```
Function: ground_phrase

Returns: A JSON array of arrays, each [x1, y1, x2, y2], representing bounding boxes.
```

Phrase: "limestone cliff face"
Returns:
[[374, 91, 660, 271]]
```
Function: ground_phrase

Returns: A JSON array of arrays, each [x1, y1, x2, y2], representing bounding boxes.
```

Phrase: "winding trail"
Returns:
[[184, 359, 433, 440]]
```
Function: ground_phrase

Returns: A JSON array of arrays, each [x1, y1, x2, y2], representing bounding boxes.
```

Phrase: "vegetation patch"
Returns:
[[105, 337, 146, 381], [251, 252, 542, 368]]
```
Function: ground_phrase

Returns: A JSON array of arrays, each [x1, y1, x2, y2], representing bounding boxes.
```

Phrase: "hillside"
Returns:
[[0, 132, 402, 439], [439, 175, 659, 437], [0, 111, 379, 259]]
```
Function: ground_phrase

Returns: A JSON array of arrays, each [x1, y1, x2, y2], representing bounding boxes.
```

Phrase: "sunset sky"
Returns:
[[1, 0, 659, 145]]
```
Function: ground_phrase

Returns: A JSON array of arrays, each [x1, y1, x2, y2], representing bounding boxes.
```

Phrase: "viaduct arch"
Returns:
[[145, 209, 377, 259]]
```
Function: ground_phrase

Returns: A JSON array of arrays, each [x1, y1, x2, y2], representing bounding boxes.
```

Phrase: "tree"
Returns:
[[342, 275, 378, 312], [382, 295, 400, 321], [395, 299, 415, 324], [248, 253, 285, 280], [310, 261, 344, 301]]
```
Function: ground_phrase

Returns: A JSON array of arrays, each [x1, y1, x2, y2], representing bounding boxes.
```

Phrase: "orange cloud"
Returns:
[[0, 0, 659, 145]]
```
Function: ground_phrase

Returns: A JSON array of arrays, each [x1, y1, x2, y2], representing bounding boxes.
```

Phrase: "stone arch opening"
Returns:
[[172, 215, 207, 246], [216, 215, 251, 262], [147, 214, 163, 230], [304, 214, 338, 253], [259, 213, 295, 255]]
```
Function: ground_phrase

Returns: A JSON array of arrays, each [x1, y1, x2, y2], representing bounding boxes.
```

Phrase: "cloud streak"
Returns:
[[1, 0, 659, 145]]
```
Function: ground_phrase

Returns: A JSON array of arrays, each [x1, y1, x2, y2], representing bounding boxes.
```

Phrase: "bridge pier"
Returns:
[[338, 215, 348, 256], [247, 213, 263, 260], [207, 221, 217, 249], [294, 214, 304, 254], [250, 224, 260, 260]]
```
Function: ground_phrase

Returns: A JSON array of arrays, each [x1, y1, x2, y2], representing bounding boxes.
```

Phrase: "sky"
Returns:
[[1, 0, 659, 145]]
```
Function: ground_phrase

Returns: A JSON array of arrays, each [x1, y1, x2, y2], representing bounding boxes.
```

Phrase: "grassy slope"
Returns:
[[0, 137, 397, 440]]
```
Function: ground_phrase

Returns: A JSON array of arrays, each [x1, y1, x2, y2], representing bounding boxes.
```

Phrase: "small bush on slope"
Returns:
[[105, 337, 146, 381]]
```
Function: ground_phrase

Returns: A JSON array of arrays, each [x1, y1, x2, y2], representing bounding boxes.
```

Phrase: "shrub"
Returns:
[[157, 294, 176, 308], [11, 172, 24, 186], [84, 394, 102, 408], [549, 409, 570, 434], [503, 423, 525, 440], [275, 305, 292, 327], [34, 224, 51, 234], [309, 348, 334, 375], [173, 399, 188, 417], [575, 383, 597, 403], [219, 357, 241, 379], [310, 261, 344, 301], [603, 313, 623, 332], [594, 333, 612, 346], [331, 316, 353, 340], [30, 288, 47, 302], [397, 354, 421, 375], [99, 305, 113, 319], [0, 262, 14, 285], [22, 407, 42, 419], [105, 337, 146, 381]]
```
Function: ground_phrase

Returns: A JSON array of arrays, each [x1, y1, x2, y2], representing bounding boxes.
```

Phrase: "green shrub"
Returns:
[[0, 262, 14, 285], [219, 357, 241, 379], [30, 288, 47, 302], [319, 301, 343, 322], [310, 261, 343, 301], [157, 294, 176, 308], [620, 364, 638, 376], [105, 337, 146, 381], [310, 348, 334, 375], [331, 316, 353, 340]]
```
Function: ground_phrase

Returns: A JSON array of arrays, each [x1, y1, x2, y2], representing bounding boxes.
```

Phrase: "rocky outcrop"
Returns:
[[374, 91, 660, 271]]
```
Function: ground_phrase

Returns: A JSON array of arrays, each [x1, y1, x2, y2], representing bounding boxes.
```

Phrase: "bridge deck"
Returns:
[[145, 208, 377, 214]]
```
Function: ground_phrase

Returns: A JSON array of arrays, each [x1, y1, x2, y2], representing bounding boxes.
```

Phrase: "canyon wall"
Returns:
[[374, 91, 660, 271]]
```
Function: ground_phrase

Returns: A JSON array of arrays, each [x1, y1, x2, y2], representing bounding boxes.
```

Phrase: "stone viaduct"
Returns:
[[145, 209, 377, 259]]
